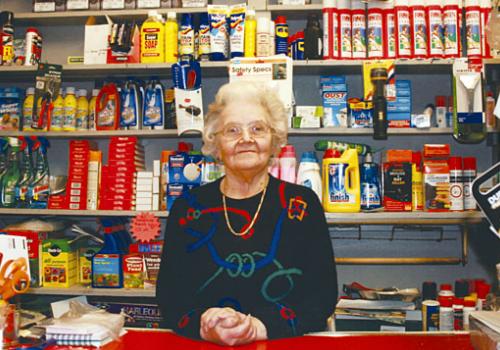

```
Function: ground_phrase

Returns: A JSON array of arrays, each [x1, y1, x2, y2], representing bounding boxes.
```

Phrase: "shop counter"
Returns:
[[47, 329, 476, 350]]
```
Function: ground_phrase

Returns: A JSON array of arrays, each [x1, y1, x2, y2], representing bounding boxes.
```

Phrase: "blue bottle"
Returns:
[[120, 79, 142, 130], [360, 153, 382, 211], [143, 79, 165, 130], [180, 14, 195, 61]]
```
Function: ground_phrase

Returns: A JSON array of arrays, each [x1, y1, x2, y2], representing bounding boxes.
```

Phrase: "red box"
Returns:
[[48, 195, 68, 209]]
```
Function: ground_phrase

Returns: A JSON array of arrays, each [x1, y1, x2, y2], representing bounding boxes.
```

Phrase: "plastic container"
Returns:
[[140, 11, 165, 63], [395, 0, 412, 58], [256, 17, 271, 57], [244, 9, 257, 57], [322, 0, 338, 59], [439, 296, 454, 331], [409, 0, 428, 58], [120, 81, 142, 130], [463, 157, 477, 210], [297, 151, 322, 200], [448, 156, 464, 211], [22, 87, 35, 132], [367, 1, 385, 58], [75, 89, 89, 131], [427, 0, 444, 58], [360, 153, 382, 211], [269, 20, 276, 56], [465, 0, 482, 58], [179, 13, 195, 61], [338, 0, 352, 59], [443, 0, 461, 58], [88, 88, 99, 131], [351, 0, 367, 59], [322, 148, 361, 213], [96, 83, 120, 130], [198, 13, 211, 61], [62, 87, 77, 132], [279, 145, 297, 183], [165, 12, 179, 63], [143, 79, 165, 130], [275, 16, 289, 55], [412, 151, 424, 211]]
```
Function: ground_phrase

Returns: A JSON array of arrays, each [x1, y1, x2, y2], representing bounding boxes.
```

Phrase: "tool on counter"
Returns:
[[0, 255, 30, 301], [371, 67, 388, 140]]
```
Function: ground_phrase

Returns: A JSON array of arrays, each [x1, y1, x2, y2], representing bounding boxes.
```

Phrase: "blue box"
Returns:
[[168, 153, 203, 185], [388, 112, 411, 127], [167, 183, 198, 211]]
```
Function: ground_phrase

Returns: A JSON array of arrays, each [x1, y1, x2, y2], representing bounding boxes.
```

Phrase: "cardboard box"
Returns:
[[123, 254, 144, 288], [321, 76, 348, 127], [1, 233, 38, 286], [383, 162, 412, 211], [67, 0, 90, 9], [92, 253, 123, 288], [42, 239, 78, 288], [424, 160, 450, 212], [78, 246, 98, 285], [292, 106, 322, 128], [84, 24, 111, 65], [348, 99, 373, 128], [143, 253, 161, 289], [168, 153, 203, 185]]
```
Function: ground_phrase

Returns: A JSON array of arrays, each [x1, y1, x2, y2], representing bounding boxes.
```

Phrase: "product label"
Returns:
[[256, 33, 270, 57], [93, 254, 121, 287], [209, 8, 229, 58], [352, 13, 367, 58], [443, 9, 459, 56], [333, 12, 339, 57], [34, 2, 56, 12], [199, 24, 211, 56], [465, 10, 481, 56], [180, 26, 195, 56], [396, 9, 411, 57], [123, 254, 144, 288], [63, 104, 77, 130], [368, 12, 384, 58], [386, 12, 396, 58], [76, 104, 88, 129], [143, 30, 160, 57], [328, 163, 354, 204], [66, 0, 89, 9], [428, 8, 444, 56], [412, 9, 428, 56], [137, 0, 160, 8], [101, 0, 125, 9], [230, 8, 246, 55], [0, 102, 20, 130], [323, 12, 330, 58], [361, 182, 381, 208], [449, 180, 464, 211], [339, 13, 352, 58]]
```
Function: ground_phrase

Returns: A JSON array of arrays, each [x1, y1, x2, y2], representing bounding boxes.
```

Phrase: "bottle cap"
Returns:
[[435, 95, 447, 107], [148, 10, 159, 18], [167, 12, 176, 20], [440, 283, 453, 291], [324, 149, 341, 159], [476, 282, 491, 299], [300, 151, 318, 163], [275, 16, 287, 25], [66, 87, 76, 95], [453, 297, 464, 306], [26, 87, 35, 95], [463, 157, 477, 170], [178, 141, 192, 153], [77, 89, 88, 98], [296, 31, 305, 39], [280, 145, 296, 158], [464, 299, 476, 307], [412, 151, 422, 167], [364, 152, 373, 163], [92, 89, 100, 97], [438, 296, 453, 307], [454, 279, 469, 298], [422, 281, 437, 300], [448, 156, 463, 170], [247, 9, 256, 17]]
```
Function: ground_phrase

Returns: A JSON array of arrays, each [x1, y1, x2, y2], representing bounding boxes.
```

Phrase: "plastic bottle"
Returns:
[[453, 297, 464, 330], [463, 299, 476, 330], [0, 11, 14, 65], [367, 1, 385, 59], [427, 0, 444, 58], [410, 0, 428, 58], [269, 157, 280, 179], [439, 283, 456, 298], [0, 139, 8, 182], [29, 137, 50, 209], [360, 153, 382, 211], [96, 83, 120, 130], [486, 91, 497, 129], [75, 89, 89, 131], [322, 0, 338, 59], [275, 16, 289, 55], [443, 0, 461, 58], [465, 0, 482, 57], [338, 0, 352, 59], [15, 137, 33, 208], [383, 0, 397, 58], [269, 20, 276, 56], [297, 151, 322, 201], [351, 0, 367, 59], [279, 145, 297, 184], [0, 138, 21, 208], [449, 156, 464, 211], [256, 17, 271, 57], [229, 4, 246, 58], [412, 151, 424, 211], [439, 296, 454, 331], [50, 89, 64, 132], [63, 87, 77, 132], [22, 87, 35, 131], [120, 80, 141, 130], [165, 12, 179, 63], [322, 148, 361, 213], [88, 88, 99, 131], [143, 79, 165, 130], [395, 0, 412, 58], [304, 14, 323, 59], [208, 5, 229, 61], [435, 95, 447, 127], [140, 11, 165, 63], [198, 13, 210, 61], [480, 0, 492, 58], [244, 9, 257, 57], [179, 14, 195, 61], [296, 31, 305, 60], [463, 157, 477, 211]]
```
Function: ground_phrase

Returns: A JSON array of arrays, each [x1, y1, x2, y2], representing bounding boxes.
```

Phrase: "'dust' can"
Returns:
[[422, 299, 440, 331]]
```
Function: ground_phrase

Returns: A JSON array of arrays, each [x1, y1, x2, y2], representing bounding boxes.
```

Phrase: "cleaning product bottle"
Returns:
[[143, 79, 165, 130], [322, 0, 337, 59], [244, 9, 257, 57], [256, 16, 271, 57], [96, 83, 120, 130], [198, 13, 211, 61], [180, 13, 195, 61], [29, 136, 50, 209], [120, 80, 141, 130], [304, 14, 323, 59], [367, 0, 384, 59], [351, 0, 367, 59], [383, 0, 397, 58], [88, 88, 99, 131], [395, 0, 412, 58], [15, 137, 34, 208], [338, 0, 352, 59], [443, 0, 461, 58], [275, 16, 289, 55], [465, 0, 482, 58], [0, 137, 21, 208], [50, 89, 64, 131], [165, 12, 179, 63], [409, 0, 428, 58], [62, 86, 77, 132], [427, 0, 444, 58], [229, 4, 246, 58], [140, 10, 165, 64], [296, 151, 322, 201], [412, 151, 424, 211], [75, 89, 89, 130], [360, 152, 382, 211], [22, 87, 35, 131], [322, 148, 361, 213], [279, 145, 297, 183]]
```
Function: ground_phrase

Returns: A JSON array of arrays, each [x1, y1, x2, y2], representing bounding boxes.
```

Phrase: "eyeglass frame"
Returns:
[[214, 121, 275, 141]]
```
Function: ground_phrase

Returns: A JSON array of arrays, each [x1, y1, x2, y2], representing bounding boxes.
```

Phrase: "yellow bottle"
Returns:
[[50, 89, 64, 131], [22, 87, 35, 131], [244, 9, 257, 57], [88, 89, 99, 130], [411, 151, 424, 211], [165, 12, 178, 63], [63, 87, 77, 132], [322, 148, 361, 213], [75, 89, 89, 130], [141, 10, 165, 64]]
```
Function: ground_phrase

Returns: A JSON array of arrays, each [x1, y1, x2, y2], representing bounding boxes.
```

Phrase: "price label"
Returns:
[[130, 212, 161, 242]]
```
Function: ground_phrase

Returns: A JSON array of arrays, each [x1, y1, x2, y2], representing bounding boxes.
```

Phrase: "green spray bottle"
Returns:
[[16, 137, 34, 208], [0, 137, 21, 208], [29, 136, 50, 209]]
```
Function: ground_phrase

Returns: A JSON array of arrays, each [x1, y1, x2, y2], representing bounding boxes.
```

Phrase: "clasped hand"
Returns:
[[200, 307, 267, 346]]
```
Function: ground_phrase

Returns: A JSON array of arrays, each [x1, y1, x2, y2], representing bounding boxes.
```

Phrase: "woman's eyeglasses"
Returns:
[[216, 121, 272, 140]]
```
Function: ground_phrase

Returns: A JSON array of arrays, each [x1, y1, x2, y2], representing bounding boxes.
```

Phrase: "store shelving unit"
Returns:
[[27, 285, 156, 297]]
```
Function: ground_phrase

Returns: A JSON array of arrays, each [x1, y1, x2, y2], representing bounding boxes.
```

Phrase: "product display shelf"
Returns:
[[27, 285, 156, 297], [13, 7, 208, 26], [0, 208, 169, 217], [325, 211, 483, 225]]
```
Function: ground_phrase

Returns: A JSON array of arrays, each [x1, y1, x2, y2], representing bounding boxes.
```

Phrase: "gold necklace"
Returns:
[[221, 178, 268, 237]]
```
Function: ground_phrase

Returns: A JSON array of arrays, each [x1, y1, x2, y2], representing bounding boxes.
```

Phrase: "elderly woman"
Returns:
[[157, 81, 338, 346]]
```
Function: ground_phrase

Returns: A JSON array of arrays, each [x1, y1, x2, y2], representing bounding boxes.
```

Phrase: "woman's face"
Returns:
[[215, 100, 273, 174]]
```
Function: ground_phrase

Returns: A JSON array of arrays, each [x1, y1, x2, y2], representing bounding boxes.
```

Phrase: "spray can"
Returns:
[[453, 298, 464, 330], [180, 14, 195, 61], [367, 1, 385, 59], [24, 27, 42, 66], [304, 14, 323, 59], [443, 0, 461, 58], [296, 31, 305, 60], [427, 0, 444, 58], [449, 156, 464, 211], [412, 151, 424, 211], [465, 0, 482, 58], [338, 0, 352, 59], [383, 0, 396, 58], [1, 11, 14, 66], [256, 17, 271, 57], [322, 0, 338, 59], [410, 0, 428, 58], [395, 0, 412, 58], [360, 153, 382, 211], [439, 297, 454, 331], [463, 157, 477, 211], [480, 0, 492, 58], [351, 0, 367, 59], [275, 16, 289, 55]]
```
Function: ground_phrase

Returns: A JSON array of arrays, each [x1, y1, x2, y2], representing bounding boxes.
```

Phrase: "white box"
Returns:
[[137, 0, 160, 7], [84, 24, 111, 65], [137, 178, 153, 187], [67, 0, 89, 10], [136, 204, 153, 211], [136, 184, 152, 192], [153, 194, 159, 211], [153, 160, 161, 177], [136, 197, 152, 205], [136, 191, 153, 198], [101, 0, 125, 9], [137, 171, 153, 179], [153, 177, 160, 194]]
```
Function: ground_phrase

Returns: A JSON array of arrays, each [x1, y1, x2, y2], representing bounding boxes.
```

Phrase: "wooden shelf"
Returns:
[[325, 211, 483, 225], [0, 208, 168, 217], [27, 286, 156, 297]]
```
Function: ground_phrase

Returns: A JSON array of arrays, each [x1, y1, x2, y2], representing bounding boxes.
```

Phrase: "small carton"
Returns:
[[66, 0, 90, 10], [321, 76, 348, 127], [92, 253, 123, 288], [383, 162, 412, 211], [123, 253, 144, 289], [42, 239, 78, 288], [348, 98, 373, 128], [292, 106, 322, 128], [78, 246, 98, 285], [423, 145, 451, 212], [167, 183, 197, 211], [168, 153, 203, 185], [143, 253, 161, 289]]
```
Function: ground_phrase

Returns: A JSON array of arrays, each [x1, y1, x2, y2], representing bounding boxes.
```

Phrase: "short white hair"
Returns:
[[202, 81, 288, 159]]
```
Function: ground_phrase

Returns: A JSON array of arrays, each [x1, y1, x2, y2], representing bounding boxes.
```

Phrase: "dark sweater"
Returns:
[[156, 175, 338, 339]]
